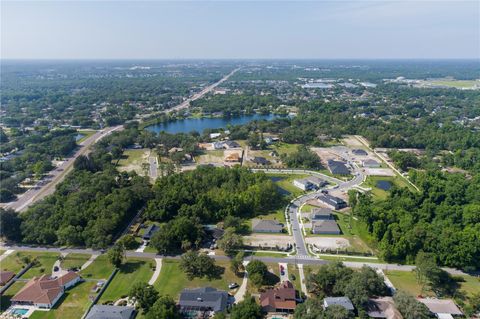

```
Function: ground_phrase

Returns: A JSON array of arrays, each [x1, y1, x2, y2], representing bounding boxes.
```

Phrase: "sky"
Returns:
[[1, 0, 479, 59]]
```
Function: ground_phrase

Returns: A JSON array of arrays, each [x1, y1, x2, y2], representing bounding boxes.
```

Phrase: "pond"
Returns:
[[376, 180, 392, 191], [75, 133, 85, 141], [145, 114, 280, 134]]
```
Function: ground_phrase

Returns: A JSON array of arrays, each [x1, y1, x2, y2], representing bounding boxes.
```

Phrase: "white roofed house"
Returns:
[[417, 298, 463, 319]]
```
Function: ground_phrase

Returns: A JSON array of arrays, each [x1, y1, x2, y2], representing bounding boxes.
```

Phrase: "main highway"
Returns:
[[2, 126, 123, 212]]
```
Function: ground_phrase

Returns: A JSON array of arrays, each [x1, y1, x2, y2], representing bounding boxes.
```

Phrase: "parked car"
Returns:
[[228, 283, 239, 289]]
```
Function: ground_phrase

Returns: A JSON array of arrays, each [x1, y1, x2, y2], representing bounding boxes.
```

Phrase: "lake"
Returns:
[[145, 114, 279, 134]]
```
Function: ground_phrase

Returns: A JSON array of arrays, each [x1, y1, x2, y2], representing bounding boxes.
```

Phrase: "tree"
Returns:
[[393, 291, 431, 319], [246, 260, 268, 287], [107, 243, 125, 268], [294, 298, 325, 319], [218, 227, 243, 256], [324, 304, 354, 319], [0, 208, 21, 240], [145, 295, 181, 319], [128, 282, 159, 312], [230, 251, 245, 276], [180, 250, 217, 280], [223, 215, 244, 232], [230, 295, 263, 319], [119, 234, 140, 250]]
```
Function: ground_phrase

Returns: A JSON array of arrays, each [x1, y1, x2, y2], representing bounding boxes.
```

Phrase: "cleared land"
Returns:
[[117, 149, 150, 176], [79, 255, 114, 280], [21, 253, 61, 279], [99, 258, 154, 303], [153, 259, 239, 299], [243, 234, 293, 250]]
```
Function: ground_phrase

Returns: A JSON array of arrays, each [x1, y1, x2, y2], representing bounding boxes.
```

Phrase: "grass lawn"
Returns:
[[0, 281, 25, 311], [287, 264, 301, 292], [79, 255, 114, 280], [1, 253, 30, 273], [61, 253, 91, 271], [99, 258, 155, 303], [318, 255, 382, 263], [362, 175, 412, 200], [387, 270, 434, 297], [29, 281, 97, 319], [154, 259, 240, 299], [22, 254, 61, 279], [246, 262, 280, 294], [267, 173, 309, 198], [250, 251, 288, 258], [272, 142, 300, 155], [430, 80, 479, 89], [117, 149, 149, 175], [255, 208, 286, 224], [76, 130, 96, 144]]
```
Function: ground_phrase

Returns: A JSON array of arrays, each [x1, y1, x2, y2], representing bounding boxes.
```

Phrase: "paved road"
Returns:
[[165, 67, 240, 114], [2, 126, 123, 212], [148, 156, 158, 179], [0, 245, 466, 275]]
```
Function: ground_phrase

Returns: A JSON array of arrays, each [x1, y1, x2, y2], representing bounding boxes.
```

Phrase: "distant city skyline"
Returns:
[[1, 1, 479, 60]]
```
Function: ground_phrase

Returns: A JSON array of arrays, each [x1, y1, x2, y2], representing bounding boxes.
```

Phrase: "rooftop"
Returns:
[[260, 281, 296, 311], [179, 287, 228, 313], [252, 219, 283, 232], [312, 220, 341, 234], [417, 298, 463, 315], [86, 305, 136, 319], [324, 296, 355, 311]]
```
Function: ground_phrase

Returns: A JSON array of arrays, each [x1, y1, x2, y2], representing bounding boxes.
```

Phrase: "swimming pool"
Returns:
[[11, 308, 29, 316]]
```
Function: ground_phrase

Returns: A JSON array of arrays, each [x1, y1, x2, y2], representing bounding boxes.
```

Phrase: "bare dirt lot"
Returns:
[[341, 136, 364, 147], [306, 237, 351, 250], [363, 168, 395, 176], [243, 234, 293, 250]]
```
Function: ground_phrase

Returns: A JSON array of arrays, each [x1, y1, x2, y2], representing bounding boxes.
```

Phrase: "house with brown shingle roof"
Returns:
[[11, 271, 81, 309], [260, 281, 297, 313], [0, 271, 15, 285]]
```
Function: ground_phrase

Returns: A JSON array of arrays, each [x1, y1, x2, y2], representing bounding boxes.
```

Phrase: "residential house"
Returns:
[[363, 159, 381, 168], [260, 281, 297, 313], [224, 153, 241, 163], [210, 133, 221, 139], [142, 224, 160, 240], [11, 272, 81, 309], [178, 287, 228, 316], [213, 141, 225, 150], [251, 157, 270, 166], [86, 305, 136, 319], [323, 297, 355, 312], [352, 149, 368, 156], [366, 297, 402, 319], [306, 176, 327, 188], [327, 160, 350, 175], [293, 178, 314, 191], [0, 271, 15, 286], [312, 220, 341, 235], [417, 298, 463, 319], [252, 219, 283, 233], [310, 208, 334, 220], [224, 141, 241, 149], [316, 194, 347, 210]]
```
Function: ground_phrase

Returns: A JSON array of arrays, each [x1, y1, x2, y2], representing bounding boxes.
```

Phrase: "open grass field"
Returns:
[[287, 264, 301, 292], [272, 142, 300, 155], [385, 270, 480, 298], [429, 80, 479, 89], [363, 175, 412, 200], [267, 173, 309, 198], [29, 281, 97, 319], [21, 253, 61, 279], [61, 253, 91, 271], [0, 281, 25, 311], [154, 259, 240, 299], [79, 255, 114, 280], [99, 258, 155, 303], [117, 149, 150, 175], [1, 253, 29, 274], [255, 207, 286, 224]]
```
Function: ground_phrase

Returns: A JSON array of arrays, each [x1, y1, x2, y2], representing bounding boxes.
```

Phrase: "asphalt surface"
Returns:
[[165, 67, 240, 114], [0, 244, 467, 275], [148, 156, 158, 179], [3, 126, 123, 212]]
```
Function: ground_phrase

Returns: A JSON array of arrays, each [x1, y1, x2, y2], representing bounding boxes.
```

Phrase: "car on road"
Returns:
[[228, 283, 239, 289]]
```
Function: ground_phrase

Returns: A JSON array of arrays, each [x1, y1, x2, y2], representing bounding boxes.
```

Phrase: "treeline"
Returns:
[[190, 93, 282, 116], [356, 170, 480, 270], [0, 128, 77, 202], [146, 166, 283, 253]]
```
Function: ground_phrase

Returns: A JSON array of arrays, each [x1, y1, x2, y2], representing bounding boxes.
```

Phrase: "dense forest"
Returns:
[[356, 170, 480, 270]]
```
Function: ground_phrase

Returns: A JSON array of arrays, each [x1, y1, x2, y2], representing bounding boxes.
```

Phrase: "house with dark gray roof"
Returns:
[[142, 224, 159, 240], [352, 149, 368, 156], [327, 160, 350, 175], [224, 141, 241, 149], [323, 297, 355, 311], [251, 156, 270, 165], [312, 220, 341, 235], [86, 305, 136, 319], [363, 159, 381, 168], [252, 219, 283, 233], [310, 208, 334, 220], [178, 287, 228, 315], [316, 194, 347, 210]]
